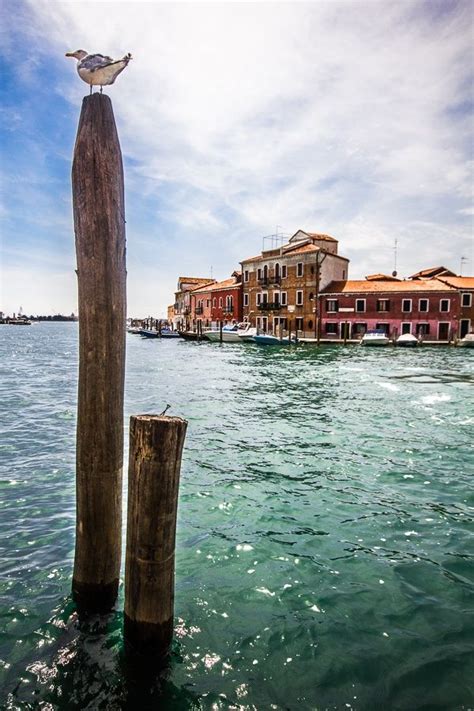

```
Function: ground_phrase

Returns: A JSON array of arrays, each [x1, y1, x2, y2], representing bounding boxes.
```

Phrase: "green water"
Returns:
[[0, 323, 473, 709]]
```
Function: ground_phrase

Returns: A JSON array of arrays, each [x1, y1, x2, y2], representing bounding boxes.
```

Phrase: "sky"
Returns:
[[0, 0, 473, 317]]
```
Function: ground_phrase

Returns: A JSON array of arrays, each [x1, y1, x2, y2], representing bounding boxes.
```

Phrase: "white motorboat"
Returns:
[[237, 323, 257, 342], [204, 324, 242, 343], [396, 333, 419, 347], [457, 333, 474, 348], [360, 329, 390, 346]]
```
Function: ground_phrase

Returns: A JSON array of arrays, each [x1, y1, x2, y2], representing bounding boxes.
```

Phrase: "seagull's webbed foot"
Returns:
[[89, 85, 92, 96]]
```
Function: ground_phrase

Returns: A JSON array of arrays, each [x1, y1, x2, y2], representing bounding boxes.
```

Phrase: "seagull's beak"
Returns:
[[65, 52, 74, 57]]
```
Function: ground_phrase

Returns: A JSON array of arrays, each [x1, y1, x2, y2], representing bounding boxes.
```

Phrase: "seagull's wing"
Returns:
[[80, 53, 115, 71]]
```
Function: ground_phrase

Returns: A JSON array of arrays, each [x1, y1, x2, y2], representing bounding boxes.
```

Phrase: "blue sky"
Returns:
[[1, 0, 472, 317]]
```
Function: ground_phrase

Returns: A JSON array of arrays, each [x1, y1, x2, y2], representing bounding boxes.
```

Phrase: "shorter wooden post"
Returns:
[[124, 415, 187, 658], [219, 320, 223, 343]]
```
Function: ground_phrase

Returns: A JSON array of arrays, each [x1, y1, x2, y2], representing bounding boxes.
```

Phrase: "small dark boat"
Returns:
[[140, 329, 160, 338], [178, 331, 201, 341]]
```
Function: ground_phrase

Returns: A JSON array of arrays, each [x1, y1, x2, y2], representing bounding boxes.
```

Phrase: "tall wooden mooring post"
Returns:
[[72, 94, 126, 613]]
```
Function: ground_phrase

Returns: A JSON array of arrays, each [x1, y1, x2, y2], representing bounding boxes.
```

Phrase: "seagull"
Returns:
[[65, 50, 132, 94]]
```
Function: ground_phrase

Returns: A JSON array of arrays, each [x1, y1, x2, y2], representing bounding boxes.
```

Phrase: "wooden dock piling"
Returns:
[[124, 415, 187, 658], [71, 94, 126, 613]]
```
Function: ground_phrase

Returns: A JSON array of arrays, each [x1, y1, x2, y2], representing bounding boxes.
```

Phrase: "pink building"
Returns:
[[320, 277, 460, 341], [190, 272, 243, 327]]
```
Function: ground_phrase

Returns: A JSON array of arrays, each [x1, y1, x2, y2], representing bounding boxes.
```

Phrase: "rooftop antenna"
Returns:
[[460, 256, 467, 276], [262, 226, 288, 251], [210, 265, 213, 279], [392, 238, 398, 278]]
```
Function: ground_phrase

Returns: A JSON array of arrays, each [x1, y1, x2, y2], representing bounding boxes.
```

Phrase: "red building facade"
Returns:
[[320, 278, 460, 341], [190, 272, 243, 327]]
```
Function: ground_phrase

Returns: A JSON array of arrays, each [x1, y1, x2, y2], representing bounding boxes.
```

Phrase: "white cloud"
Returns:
[[3, 0, 473, 314]]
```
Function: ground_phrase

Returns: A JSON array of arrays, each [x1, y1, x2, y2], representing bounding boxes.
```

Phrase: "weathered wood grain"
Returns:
[[124, 415, 187, 657], [72, 93, 127, 613]]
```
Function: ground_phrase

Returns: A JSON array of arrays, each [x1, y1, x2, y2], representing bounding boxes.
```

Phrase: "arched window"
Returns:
[[275, 263, 280, 279], [213, 298, 216, 308], [219, 297, 223, 308]]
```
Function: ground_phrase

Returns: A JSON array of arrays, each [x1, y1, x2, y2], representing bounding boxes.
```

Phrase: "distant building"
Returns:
[[173, 276, 215, 330], [434, 276, 474, 337], [190, 271, 243, 327], [240, 229, 349, 335], [320, 277, 460, 341], [409, 266, 457, 280]]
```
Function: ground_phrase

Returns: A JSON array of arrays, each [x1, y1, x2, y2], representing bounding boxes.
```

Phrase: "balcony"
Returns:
[[223, 305, 234, 313], [195, 306, 203, 315], [258, 274, 281, 286], [258, 301, 281, 311]]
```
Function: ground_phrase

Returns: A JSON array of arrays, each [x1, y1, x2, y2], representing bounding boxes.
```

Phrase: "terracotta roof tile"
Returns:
[[192, 276, 241, 293], [305, 232, 338, 242], [436, 276, 474, 289], [409, 266, 455, 279], [178, 276, 215, 284], [322, 279, 457, 294]]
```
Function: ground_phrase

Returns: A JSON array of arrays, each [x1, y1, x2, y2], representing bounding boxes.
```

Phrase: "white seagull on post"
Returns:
[[66, 50, 132, 93]]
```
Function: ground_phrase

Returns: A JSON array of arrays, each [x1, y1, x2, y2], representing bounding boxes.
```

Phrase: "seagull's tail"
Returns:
[[124, 52, 132, 62]]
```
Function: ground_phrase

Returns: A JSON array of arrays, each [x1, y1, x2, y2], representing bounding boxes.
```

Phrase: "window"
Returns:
[[356, 299, 366, 312], [297, 262, 304, 277], [207, 299, 210, 307], [281, 265, 287, 278], [325, 323, 338, 334], [219, 297, 223, 308], [244, 270, 249, 282], [273, 291, 280, 306], [377, 299, 390, 312], [262, 292, 268, 304], [213, 298, 217, 307], [342, 270, 346, 279], [401, 322, 411, 334], [296, 318, 304, 331], [402, 299, 412, 313], [440, 299, 450, 313], [461, 293, 472, 307], [280, 291, 287, 306], [226, 296, 233, 310], [256, 293, 262, 306], [275, 263, 280, 279], [243, 293, 249, 307], [257, 268, 262, 280], [376, 323, 389, 335], [326, 299, 338, 312], [419, 299, 429, 312], [296, 290, 303, 306], [354, 323, 367, 335], [416, 323, 430, 336]]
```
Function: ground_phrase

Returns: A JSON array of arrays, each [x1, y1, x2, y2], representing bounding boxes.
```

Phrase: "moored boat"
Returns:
[[139, 328, 160, 338], [360, 329, 390, 346], [457, 333, 474, 348], [253, 333, 296, 346], [204, 324, 242, 343], [395, 333, 419, 347], [160, 329, 180, 338], [179, 330, 201, 341], [237, 323, 257, 342]]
